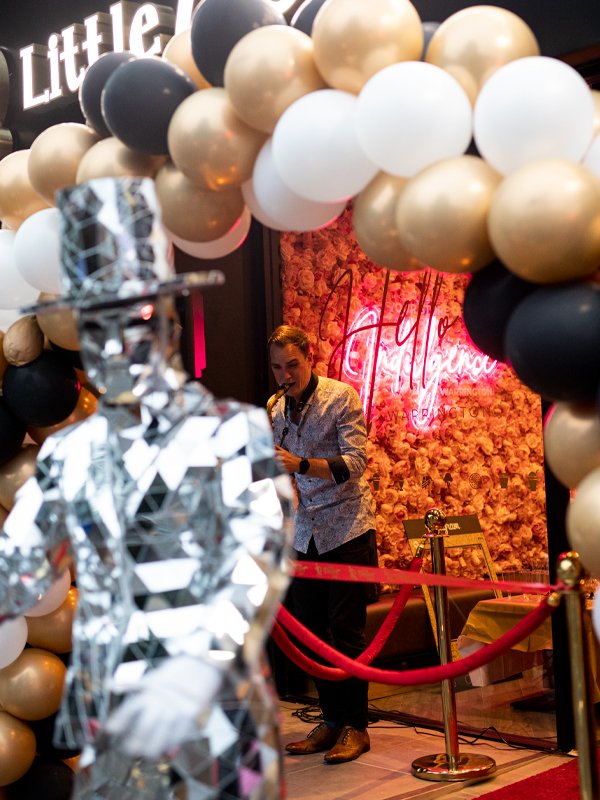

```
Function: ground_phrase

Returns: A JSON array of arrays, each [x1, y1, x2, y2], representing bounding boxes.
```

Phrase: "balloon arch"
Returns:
[[0, 0, 599, 787]]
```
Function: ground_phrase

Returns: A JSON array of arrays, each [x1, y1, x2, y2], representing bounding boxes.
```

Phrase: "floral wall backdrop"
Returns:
[[280, 210, 547, 582]]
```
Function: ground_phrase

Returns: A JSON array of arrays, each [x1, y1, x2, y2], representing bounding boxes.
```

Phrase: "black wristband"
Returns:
[[297, 458, 310, 475]]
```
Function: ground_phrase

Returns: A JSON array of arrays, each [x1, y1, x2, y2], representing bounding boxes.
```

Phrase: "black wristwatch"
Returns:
[[297, 458, 310, 475]]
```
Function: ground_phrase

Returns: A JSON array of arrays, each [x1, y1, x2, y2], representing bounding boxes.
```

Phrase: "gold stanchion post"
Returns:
[[412, 508, 496, 782], [556, 551, 599, 800]]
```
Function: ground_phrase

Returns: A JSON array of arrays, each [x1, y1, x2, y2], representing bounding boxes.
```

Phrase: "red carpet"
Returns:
[[473, 754, 598, 800]]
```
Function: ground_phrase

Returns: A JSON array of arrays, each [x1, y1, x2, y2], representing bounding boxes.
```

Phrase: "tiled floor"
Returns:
[[279, 667, 589, 800]]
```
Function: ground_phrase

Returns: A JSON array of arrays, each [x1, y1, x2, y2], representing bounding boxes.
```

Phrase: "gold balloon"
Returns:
[[353, 172, 426, 271], [76, 137, 166, 183], [163, 28, 210, 89], [0, 150, 51, 230], [224, 26, 326, 134], [168, 88, 266, 190], [28, 123, 100, 205], [3, 315, 44, 366], [0, 444, 39, 510], [592, 90, 600, 138], [35, 295, 80, 351], [0, 712, 36, 786], [155, 162, 245, 242], [488, 159, 600, 283], [27, 386, 98, 445], [0, 647, 66, 721], [426, 6, 540, 105], [26, 586, 77, 654], [312, 0, 423, 94], [395, 155, 501, 273]]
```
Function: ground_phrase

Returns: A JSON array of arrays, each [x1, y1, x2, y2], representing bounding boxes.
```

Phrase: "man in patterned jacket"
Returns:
[[267, 324, 376, 764]]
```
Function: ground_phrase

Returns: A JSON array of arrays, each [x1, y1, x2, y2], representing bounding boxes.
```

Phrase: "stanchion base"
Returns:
[[412, 753, 496, 782]]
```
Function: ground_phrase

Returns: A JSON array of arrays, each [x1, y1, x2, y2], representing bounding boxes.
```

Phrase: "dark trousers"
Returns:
[[291, 530, 373, 731]]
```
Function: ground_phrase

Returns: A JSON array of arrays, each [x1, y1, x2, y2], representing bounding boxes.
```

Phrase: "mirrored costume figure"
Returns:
[[0, 177, 293, 799]]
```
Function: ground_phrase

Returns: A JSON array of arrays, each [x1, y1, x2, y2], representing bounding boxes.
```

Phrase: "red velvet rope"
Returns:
[[359, 556, 423, 663], [273, 597, 556, 685], [293, 560, 553, 596]]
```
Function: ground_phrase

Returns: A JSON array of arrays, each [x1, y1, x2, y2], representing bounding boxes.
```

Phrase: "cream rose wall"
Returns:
[[280, 210, 547, 581]]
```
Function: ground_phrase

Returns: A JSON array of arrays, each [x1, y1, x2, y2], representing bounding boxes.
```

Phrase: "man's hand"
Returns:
[[274, 445, 300, 475], [105, 656, 222, 759]]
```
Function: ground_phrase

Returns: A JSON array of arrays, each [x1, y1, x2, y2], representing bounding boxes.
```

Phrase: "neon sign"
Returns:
[[324, 270, 498, 431], [18, 1, 299, 111]]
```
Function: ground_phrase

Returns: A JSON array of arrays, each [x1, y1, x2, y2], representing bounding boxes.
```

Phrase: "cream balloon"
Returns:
[[224, 26, 326, 134], [352, 172, 426, 271], [162, 27, 211, 88], [155, 162, 245, 242], [272, 89, 378, 203], [426, 6, 539, 104], [488, 159, 600, 283], [248, 139, 347, 232], [312, 0, 423, 94], [76, 137, 167, 183], [12, 208, 62, 294], [567, 467, 600, 577], [355, 61, 472, 178], [0, 231, 40, 310], [24, 569, 71, 618], [543, 403, 600, 489], [592, 90, 600, 137], [0, 617, 27, 669], [396, 155, 501, 273], [168, 88, 266, 191], [584, 135, 600, 180], [473, 56, 595, 175], [0, 150, 51, 230], [28, 123, 100, 204]]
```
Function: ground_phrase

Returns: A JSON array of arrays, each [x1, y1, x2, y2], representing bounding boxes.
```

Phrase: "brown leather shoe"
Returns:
[[324, 726, 370, 764], [285, 722, 340, 755]]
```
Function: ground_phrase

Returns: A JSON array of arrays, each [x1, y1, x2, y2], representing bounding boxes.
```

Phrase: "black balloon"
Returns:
[[28, 713, 81, 760], [101, 57, 196, 154], [463, 261, 536, 362], [79, 51, 137, 137], [290, 0, 328, 34], [49, 340, 84, 370], [0, 396, 27, 466], [504, 281, 600, 403], [190, 0, 287, 87], [6, 756, 74, 800], [3, 351, 80, 427]]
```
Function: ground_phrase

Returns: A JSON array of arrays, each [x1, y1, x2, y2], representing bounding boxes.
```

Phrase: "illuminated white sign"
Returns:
[[19, 0, 297, 111]]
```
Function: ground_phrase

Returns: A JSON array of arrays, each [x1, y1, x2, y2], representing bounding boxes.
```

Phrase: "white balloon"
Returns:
[[241, 177, 287, 230], [543, 403, 600, 489], [13, 207, 62, 294], [0, 309, 23, 331], [167, 207, 252, 259], [248, 139, 347, 232], [0, 616, 28, 669], [474, 56, 595, 175], [584, 135, 600, 180], [272, 89, 378, 203], [566, 467, 600, 578], [24, 569, 71, 618], [0, 230, 40, 310], [355, 61, 472, 178]]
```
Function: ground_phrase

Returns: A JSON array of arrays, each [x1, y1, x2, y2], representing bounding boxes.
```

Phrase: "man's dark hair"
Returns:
[[267, 325, 310, 357]]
